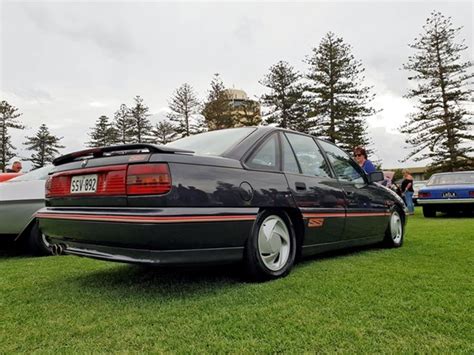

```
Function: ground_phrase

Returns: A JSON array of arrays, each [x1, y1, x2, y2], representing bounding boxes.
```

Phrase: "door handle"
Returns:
[[295, 182, 306, 191]]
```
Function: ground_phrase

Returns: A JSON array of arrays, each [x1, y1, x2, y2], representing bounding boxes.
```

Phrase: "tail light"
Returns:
[[46, 175, 70, 197], [469, 191, 474, 197], [45, 163, 171, 197], [418, 192, 431, 198], [126, 163, 171, 195]]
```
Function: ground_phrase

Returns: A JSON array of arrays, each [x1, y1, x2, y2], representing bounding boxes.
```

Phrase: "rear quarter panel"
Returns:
[[0, 180, 46, 234], [127, 161, 296, 208]]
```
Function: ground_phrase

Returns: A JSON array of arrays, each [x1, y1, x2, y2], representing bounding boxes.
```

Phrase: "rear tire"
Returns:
[[27, 221, 53, 256], [423, 206, 436, 218], [383, 208, 404, 248], [244, 210, 296, 281]]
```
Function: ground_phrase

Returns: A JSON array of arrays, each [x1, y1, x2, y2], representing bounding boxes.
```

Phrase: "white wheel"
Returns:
[[384, 209, 404, 248], [390, 211, 403, 244], [257, 215, 291, 271], [245, 210, 296, 281]]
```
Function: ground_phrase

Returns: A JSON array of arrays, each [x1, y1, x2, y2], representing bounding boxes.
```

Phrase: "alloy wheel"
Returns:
[[257, 215, 291, 271], [390, 211, 403, 244]]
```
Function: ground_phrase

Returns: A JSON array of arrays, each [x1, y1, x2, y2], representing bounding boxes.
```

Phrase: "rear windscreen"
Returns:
[[166, 127, 255, 156], [8, 165, 52, 182], [427, 172, 474, 185]]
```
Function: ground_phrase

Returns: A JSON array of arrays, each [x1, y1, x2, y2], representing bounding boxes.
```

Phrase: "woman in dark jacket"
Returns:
[[401, 169, 415, 215]]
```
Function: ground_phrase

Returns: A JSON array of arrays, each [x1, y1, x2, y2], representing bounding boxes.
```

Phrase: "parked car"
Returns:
[[0, 165, 53, 255], [38, 127, 407, 280], [413, 180, 428, 205], [0, 173, 22, 182], [418, 171, 474, 217]]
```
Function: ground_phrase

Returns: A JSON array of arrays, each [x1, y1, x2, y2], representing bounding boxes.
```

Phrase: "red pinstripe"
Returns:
[[303, 212, 390, 218], [36, 212, 257, 224]]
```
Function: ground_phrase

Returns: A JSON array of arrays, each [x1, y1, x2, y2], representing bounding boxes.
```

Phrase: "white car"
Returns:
[[0, 165, 53, 255]]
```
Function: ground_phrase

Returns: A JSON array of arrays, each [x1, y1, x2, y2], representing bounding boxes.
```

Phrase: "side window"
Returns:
[[318, 140, 365, 184], [247, 134, 278, 170], [281, 134, 300, 174], [285, 133, 331, 178]]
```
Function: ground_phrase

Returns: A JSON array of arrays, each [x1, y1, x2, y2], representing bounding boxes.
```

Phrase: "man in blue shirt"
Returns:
[[353, 147, 376, 174]]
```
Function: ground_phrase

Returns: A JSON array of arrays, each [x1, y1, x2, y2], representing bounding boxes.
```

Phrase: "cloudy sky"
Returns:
[[1, 0, 472, 170]]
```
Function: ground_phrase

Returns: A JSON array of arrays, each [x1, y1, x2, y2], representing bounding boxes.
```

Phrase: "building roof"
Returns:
[[224, 89, 248, 100]]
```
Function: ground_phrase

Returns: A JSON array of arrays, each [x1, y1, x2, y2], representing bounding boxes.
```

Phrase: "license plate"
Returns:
[[70, 174, 98, 194], [442, 192, 456, 198]]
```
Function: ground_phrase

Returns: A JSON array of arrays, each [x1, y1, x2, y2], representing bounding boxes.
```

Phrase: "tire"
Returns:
[[244, 210, 297, 281], [423, 206, 436, 218], [383, 208, 404, 248], [27, 221, 53, 256]]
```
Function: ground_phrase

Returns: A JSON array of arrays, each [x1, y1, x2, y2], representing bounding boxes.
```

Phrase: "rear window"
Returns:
[[166, 128, 255, 156], [427, 172, 474, 186], [8, 165, 52, 182]]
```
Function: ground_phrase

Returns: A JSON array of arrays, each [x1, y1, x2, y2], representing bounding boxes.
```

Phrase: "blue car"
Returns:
[[418, 171, 474, 217]]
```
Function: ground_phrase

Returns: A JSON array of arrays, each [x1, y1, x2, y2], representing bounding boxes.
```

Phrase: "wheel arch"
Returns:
[[14, 217, 37, 242], [256, 207, 305, 261], [392, 202, 407, 226]]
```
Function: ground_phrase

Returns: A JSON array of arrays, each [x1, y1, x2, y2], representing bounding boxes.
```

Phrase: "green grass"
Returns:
[[1, 208, 473, 353]]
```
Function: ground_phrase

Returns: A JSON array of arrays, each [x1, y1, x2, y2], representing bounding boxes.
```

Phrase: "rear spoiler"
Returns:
[[53, 144, 194, 166]]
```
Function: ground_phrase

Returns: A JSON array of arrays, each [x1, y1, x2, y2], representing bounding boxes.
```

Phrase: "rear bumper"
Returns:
[[37, 207, 257, 264], [418, 198, 474, 205], [63, 241, 244, 265]]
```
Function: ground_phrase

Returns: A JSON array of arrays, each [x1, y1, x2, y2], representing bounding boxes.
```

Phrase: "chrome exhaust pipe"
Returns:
[[51, 244, 65, 256]]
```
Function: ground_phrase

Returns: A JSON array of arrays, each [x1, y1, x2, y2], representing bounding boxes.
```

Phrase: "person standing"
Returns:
[[353, 147, 376, 174], [401, 169, 415, 215]]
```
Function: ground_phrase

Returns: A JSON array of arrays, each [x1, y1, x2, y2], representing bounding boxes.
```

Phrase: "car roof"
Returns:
[[431, 171, 473, 176], [224, 126, 331, 160]]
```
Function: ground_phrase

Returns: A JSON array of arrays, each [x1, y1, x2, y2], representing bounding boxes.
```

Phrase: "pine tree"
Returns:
[[87, 115, 118, 147], [401, 11, 473, 172], [260, 61, 309, 132], [305, 32, 376, 150], [0, 100, 24, 172], [129, 96, 153, 143], [338, 116, 372, 153], [114, 104, 134, 145], [235, 100, 262, 127], [24, 124, 64, 169], [168, 83, 204, 137], [152, 120, 178, 145], [202, 74, 233, 130]]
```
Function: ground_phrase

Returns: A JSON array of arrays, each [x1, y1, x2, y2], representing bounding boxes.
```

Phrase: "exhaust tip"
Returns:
[[51, 244, 65, 256]]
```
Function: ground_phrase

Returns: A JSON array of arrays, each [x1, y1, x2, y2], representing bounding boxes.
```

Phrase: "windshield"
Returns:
[[427, 172, 474, 186], [8, 165, 53, 182], [166, 127, 256, 156]]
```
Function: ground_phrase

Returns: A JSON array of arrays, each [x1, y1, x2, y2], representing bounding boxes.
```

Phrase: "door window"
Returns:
[[285, 133, 331, 178], [247, 134, 278, 170], [317, 140, 365, 184], [281, 134, 300, 174]]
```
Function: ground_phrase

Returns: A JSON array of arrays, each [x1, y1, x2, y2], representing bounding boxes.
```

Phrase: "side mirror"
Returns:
[[368, 171, 384, 183]]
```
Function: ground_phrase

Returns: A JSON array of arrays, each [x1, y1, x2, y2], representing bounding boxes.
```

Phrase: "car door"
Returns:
[[317, 139, 388, 240], [282, 132, 346, 246]]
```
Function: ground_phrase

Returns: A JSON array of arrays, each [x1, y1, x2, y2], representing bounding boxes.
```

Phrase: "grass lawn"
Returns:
[[1, 208, 473, 353]]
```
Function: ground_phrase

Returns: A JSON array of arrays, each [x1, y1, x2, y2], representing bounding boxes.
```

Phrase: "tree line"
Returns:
[[0, 11, 471, 172]]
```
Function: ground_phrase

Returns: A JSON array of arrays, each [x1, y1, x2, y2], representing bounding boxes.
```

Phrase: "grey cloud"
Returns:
[[7, 87, 54, 103], [24, 4, 138, 58]]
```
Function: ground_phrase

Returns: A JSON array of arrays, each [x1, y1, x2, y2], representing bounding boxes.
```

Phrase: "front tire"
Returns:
[[423, 206, 436, 218], [27, 221, 53, 256], [244, 210, 296, 281], [383, 209, 404, 248]]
